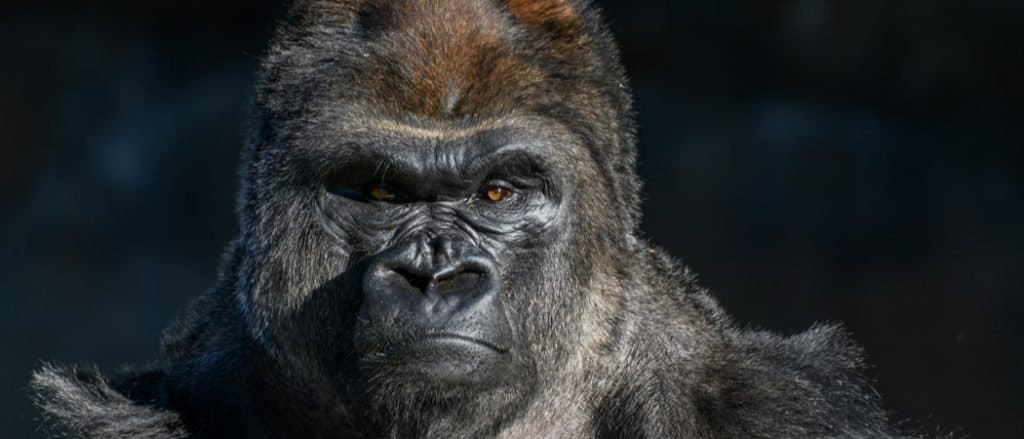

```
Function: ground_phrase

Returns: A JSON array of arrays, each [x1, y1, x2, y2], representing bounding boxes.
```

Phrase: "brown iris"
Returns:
[[484, 186, 513, 202], [367, 185, 396, 201]]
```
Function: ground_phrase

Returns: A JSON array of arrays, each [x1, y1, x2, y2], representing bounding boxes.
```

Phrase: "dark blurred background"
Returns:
[[2, 0, 1021, 437]]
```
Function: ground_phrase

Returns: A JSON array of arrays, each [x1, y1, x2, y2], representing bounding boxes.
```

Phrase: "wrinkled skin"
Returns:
[[30, 1, 911, 438]]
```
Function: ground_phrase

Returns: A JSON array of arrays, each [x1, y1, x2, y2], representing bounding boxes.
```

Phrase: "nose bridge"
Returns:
[[399, 232, 470, 274], [391, 211, 469, 262]]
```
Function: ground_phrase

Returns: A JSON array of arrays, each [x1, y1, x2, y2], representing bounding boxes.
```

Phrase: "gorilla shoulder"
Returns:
[[586, 248, 893, 438]]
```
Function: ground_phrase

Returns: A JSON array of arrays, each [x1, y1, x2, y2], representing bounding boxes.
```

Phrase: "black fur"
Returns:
[[32, 1, 915, 437]]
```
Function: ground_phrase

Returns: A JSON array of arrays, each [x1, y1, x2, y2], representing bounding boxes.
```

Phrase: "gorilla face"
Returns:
[[239, 112, 612, 422], [324, 123, 570, 388]]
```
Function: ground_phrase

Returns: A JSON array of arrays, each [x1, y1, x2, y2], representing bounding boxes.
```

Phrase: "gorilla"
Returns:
[[32, 0, 908, 437]]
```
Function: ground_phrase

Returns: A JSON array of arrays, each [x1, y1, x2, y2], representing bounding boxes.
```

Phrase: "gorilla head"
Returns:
[[235, 0, 635, 428], [31, 1, 904, 438]]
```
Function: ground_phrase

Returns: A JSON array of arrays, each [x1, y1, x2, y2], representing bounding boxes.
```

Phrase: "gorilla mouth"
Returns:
[[360, 332, 512, 384], [417, 333, 509, 353], [370, 332, 509, 360]]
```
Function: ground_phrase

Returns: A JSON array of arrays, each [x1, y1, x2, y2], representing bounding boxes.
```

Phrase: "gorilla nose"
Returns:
[[385, 259, 488, 298], [363, 238, 500, 307]]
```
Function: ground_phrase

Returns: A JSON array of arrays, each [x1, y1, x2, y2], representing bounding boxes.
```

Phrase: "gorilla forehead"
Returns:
[[293, 112, 588, 173]]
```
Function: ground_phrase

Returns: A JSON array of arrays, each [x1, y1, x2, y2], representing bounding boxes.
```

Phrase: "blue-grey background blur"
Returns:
[[2, 0, 1021, 437]]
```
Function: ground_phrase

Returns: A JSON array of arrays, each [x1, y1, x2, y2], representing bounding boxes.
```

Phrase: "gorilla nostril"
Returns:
[[432, 269, 483, 295], [382, 266, 483, 296], [391, 267, 433, 294]]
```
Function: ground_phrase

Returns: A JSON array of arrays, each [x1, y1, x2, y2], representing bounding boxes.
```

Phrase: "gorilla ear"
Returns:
[[504, 0, 582, 37]]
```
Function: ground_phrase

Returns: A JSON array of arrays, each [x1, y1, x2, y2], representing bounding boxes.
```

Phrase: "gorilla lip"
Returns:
[[369, 333, 509, 360], [419, 333, 509, 352]]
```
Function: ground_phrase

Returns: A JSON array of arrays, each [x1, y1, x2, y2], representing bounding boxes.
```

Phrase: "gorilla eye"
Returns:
[[366, 185, 397, 201], [483, 185, 513, 203]]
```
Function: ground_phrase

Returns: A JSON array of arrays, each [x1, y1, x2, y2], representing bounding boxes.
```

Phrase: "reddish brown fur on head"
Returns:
[[325, 0, 587, 118], [506, 0, 580, 35]]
